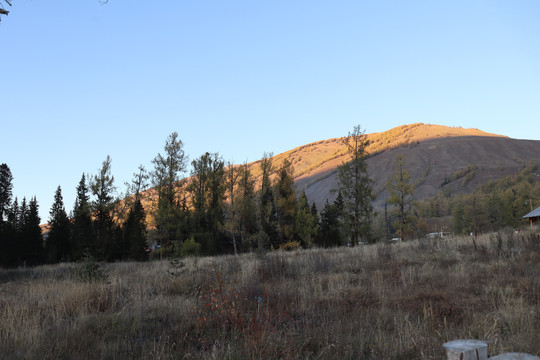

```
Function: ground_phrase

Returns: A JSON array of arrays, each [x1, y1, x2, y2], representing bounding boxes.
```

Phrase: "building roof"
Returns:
[[523, 206, 540, 219]]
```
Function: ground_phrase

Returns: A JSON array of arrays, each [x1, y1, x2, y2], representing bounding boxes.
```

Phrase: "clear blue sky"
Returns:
[[2, 0, 540, 222]]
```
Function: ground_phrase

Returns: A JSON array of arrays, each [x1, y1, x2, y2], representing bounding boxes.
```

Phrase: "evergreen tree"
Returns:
[[22, 197, 44, 266], [2, 197, 20, 267], [123, 199, 148, 260], [1, 195, 45, 267], [90, 155, 117, 260], [207, 155, 226, 252], [0, 163, 13, 222], [224, 161, 240, 254], [120, 166, 149, 261], [17, 197, 28, 265], [237, 161, 258, 250], [337, 125, 374, 245], [46, 186, 71, 263], [72, 174, 94, 260], [295, 190, 318, 248], [333, 190, 345, 235], [258, 153, 277, 250], [0, 164, 13, 267], [7, 197, 19, 229], [188, 152, 225, 254], [333, 191, 344, 212], [19, 197, 28, 231], [151, 132, 188, 248], [310, 202, 319, 222], [8, 197, 20, 258], [316, 199, 343, 247], [275, 159, 297, 247]]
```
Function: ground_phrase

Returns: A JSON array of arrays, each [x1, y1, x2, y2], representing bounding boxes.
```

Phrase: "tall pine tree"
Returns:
[[46, 186, 71, 263], [0, 163, 13, 222], [188, 152, 225, 254], [72, 174, 94, 260], [121, 166, 149, 261], [224, 161, 240, 254], [275, 159, 297, 247], [90, 156, 117, 260], [22, 197, 44, 266], [258, 153, 277, 250], [18, 197, 28, 265], [123, 199, 148, 260], [0, 164, 13, 267], [295, 190, 318, 248], [4, 197, 20, 266], [151, 132, 188, 248], [316, 198, 344, 247], [237, 162, 258, 250], [337, 125, 374, 245]]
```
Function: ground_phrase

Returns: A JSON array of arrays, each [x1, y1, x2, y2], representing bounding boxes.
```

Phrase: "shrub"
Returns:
[[73, 253, 109, 283], [181, 237, 201, 257]]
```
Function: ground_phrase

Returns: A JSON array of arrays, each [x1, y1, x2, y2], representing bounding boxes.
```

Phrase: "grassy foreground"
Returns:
[[1, 233, 539, 359]]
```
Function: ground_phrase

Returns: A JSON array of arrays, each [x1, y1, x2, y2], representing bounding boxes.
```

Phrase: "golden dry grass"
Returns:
[[1, 231, 539, 359]]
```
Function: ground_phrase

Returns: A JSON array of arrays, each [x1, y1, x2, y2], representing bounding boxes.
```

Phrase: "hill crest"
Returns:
[[136, 123, 538, 228], [268, 123, 505, 182]]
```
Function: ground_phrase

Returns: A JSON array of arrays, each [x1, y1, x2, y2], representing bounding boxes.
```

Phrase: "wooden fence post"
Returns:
[[443, 340, 488, 360]]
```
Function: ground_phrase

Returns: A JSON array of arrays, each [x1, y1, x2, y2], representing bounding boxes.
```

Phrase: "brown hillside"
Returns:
[[257, 123, 540, 211], [136, 123, 540, 222], [299, 135, 540, 210], [247, 123, 503, 185]]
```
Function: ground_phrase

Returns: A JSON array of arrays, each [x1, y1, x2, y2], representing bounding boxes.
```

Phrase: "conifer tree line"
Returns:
[[0, 127, 377, 267], [2, 126, 537, 267]]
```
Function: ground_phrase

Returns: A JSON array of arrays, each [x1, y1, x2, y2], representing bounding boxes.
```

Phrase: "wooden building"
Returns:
[[522, 205, 540, 230]]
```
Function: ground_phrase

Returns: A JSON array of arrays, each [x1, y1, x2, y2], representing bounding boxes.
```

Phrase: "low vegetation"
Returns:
[[1, 231, 539, 359], [418, 162, 540, 235]]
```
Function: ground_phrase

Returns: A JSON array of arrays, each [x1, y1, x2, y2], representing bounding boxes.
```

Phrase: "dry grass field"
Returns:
[[1, 232, 539, 359]]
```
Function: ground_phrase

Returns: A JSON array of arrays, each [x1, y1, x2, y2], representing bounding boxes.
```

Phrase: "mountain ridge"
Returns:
[[246, 123, 505, 183], [244, 123, 513, 202], [136, 123, 539, 227]]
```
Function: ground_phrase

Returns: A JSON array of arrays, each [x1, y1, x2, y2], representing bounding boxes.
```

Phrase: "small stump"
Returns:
[[490, 354, 540, 360], [443, 339, 488, 360]]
